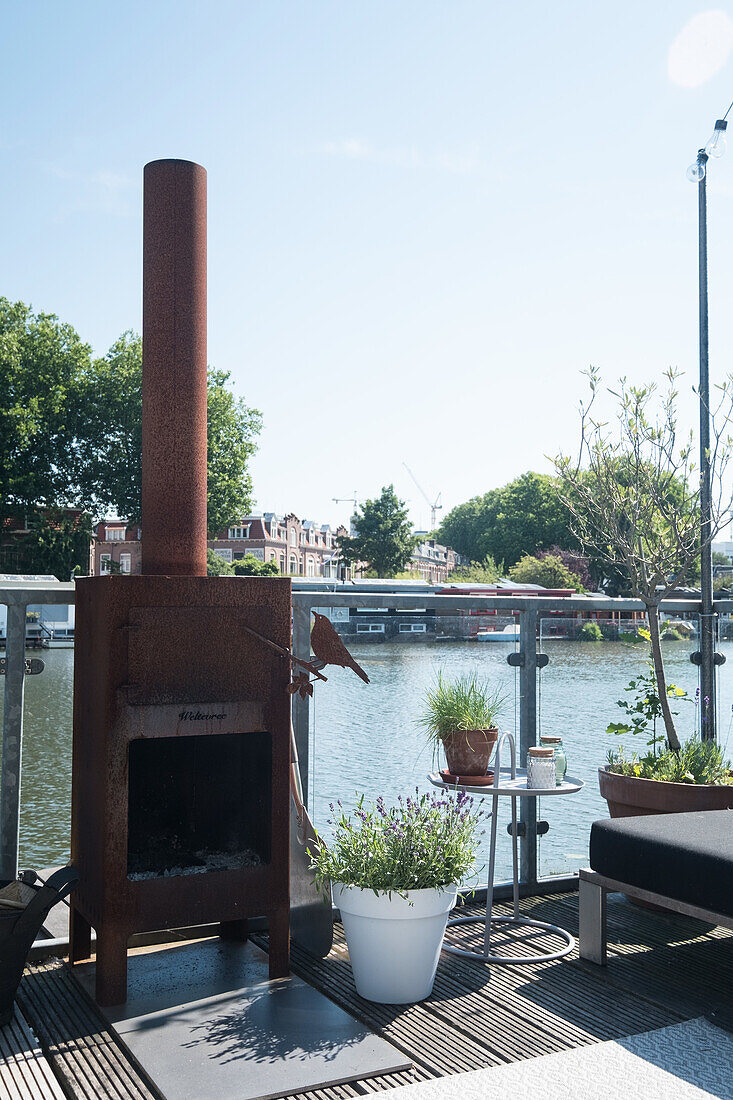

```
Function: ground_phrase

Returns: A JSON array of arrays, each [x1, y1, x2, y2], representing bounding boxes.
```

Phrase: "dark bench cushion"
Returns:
[[590, 809, 733, 918]]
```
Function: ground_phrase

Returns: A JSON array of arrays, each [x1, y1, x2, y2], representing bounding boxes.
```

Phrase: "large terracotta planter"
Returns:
[[443, 728, 498, 777], [598, 765, 733, 818]]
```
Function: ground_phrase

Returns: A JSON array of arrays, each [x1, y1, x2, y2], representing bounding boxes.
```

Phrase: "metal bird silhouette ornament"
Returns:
[[235, 611, 368, 697], [310, 611, 370, 683]]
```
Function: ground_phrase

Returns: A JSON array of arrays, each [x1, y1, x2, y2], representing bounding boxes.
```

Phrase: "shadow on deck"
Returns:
[[7, 890, 733, 1098]]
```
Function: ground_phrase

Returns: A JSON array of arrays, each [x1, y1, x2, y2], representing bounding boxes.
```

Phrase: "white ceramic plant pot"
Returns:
[[332, 882, 458, 1004]]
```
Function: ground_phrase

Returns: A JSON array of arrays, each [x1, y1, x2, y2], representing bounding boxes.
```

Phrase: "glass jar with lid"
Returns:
[[540, 735, 567, 786], [526, 746, 556, 789]]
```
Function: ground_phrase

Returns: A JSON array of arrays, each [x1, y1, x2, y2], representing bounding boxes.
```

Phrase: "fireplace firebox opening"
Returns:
[[127, 731, 272, 880]]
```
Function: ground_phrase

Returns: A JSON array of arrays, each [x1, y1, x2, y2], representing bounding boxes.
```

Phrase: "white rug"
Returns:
[[383, 1018, 733, 1100]]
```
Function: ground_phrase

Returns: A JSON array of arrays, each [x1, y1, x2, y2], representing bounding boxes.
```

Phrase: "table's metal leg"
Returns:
[[511, 794, 519, 919], [442, 736, 576, 966], [482, 790, 499, 957]]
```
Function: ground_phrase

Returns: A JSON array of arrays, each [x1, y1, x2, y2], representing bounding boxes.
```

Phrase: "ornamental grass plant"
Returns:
[[419, 673, 506, 751], [310, 790, 485, 898], [607, 738, 732, 785]]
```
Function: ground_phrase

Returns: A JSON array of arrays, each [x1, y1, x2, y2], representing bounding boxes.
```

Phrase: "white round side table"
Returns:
[[429, 730, 584, 964]]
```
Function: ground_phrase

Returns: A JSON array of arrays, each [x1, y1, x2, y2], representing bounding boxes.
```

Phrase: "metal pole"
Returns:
[[518, 607, 538, 886], [698, 154, 717, 741], [291, 599, 312, 805], [0, 604, 27, 880]]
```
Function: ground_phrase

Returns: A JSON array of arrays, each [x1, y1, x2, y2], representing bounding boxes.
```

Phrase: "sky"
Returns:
[[4, 1, 733, 531]]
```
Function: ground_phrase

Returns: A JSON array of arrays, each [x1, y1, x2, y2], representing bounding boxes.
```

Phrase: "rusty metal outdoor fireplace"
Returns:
[[69, 160, 291, 1006]]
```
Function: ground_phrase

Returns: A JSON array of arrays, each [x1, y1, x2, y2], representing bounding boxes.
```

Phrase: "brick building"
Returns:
[[89, 520, 143, 575], [89, 514, 465, 582], [208, 513, 351, 579], [409, 537, 466, 584], [89, 513, 351, 578]]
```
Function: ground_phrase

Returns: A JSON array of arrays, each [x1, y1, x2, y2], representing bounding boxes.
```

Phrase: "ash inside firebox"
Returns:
[[128, 847, 262, 881]]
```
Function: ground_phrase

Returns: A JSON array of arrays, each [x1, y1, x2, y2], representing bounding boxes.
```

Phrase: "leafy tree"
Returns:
[[26, 509, 93, 579], [206, 548, 234, 575], [0, 305, 262, 532], [78, 336, 262, 531], [712, 550, 731, 565], [232, 554, 280, 576], [206, 369, 262, 535], [438, 473, 577, 568], [0, 509, 93, 578], [338, 486, 418, 578], [0, 298, 92, 513], [509, 553, 582, 590], [555, 368, 733, 751], [536, 546, 591, 589], [448, 555, 502, 583], [74, 332, 142, 521]]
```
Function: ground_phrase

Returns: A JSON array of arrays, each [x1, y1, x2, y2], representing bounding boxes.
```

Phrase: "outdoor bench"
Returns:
[[578, 808, 733, 964]]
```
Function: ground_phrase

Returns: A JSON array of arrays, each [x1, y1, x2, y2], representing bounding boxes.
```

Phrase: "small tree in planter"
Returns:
[[555, 369, 733, 808], [418, 673, 506, 777], [310, 791, 484, 1003]]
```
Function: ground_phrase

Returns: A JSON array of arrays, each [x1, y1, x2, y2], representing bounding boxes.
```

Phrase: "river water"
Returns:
[[4, 637, 732, 884]]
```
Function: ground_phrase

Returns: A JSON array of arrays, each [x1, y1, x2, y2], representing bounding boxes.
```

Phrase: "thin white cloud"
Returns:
[[42, 163, 137, 217], [45, 164, 135, 190], [668, 10, 733, 88], [322, 139, 479, 174]]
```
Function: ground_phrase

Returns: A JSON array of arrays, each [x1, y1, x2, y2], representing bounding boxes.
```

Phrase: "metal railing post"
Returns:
[[0, 604, 28, 880], [291, 598, 312, 807], [518, 606, 538, 888]]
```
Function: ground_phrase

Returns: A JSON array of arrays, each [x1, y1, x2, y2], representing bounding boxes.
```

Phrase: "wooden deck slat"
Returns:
[[3, 890, 730, 1100], [273, 891, 732, 1099], [16, 962, 161, 1100], [0, 1009, 65, 1100]]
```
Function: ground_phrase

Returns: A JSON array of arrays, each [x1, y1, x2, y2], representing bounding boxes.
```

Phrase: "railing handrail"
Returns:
[[294, 591, 727, 613], [3, 580, 732, 615], [0, 582, 76, 606]]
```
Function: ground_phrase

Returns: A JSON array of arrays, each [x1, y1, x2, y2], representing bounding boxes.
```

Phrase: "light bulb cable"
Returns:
[[688, 99, 733, 180]]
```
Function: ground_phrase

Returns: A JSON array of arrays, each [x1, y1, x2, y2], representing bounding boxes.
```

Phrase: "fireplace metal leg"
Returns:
[[219, 918, 249, 942], [69, 905, 92, 964], [268, 906, 290, 978], [95, 925, 129, 1006]]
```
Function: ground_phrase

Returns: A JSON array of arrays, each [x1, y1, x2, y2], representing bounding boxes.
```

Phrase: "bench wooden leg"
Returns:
[[95, 925, 129, 1006], [268, 906, 290, 979], [579, 876, 607, 965], [69, 905, 92, 964]]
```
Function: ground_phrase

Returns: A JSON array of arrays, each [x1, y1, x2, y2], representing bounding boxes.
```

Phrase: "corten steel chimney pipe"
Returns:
[[142, 159, 208, 576]]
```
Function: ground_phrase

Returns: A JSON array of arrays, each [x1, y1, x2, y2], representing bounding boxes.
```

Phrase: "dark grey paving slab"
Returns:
[[73, 938, 411, 1100]]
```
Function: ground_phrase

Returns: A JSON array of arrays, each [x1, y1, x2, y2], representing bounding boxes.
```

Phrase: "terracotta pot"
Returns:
[[443, 728, 498, 777], [598, 766, 733, 818]]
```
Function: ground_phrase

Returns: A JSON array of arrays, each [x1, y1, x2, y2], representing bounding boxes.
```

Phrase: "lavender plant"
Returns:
[[309, 790, 485, 898]]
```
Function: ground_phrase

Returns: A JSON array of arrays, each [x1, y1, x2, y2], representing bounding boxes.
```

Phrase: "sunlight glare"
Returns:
[[668, 10, 733, 88]]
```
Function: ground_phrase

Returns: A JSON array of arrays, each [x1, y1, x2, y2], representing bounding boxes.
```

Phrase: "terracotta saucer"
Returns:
[[440, 769, 494, 787]]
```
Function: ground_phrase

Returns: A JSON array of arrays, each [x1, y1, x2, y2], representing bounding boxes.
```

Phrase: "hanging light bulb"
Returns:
[[687, 159, 706, 182], [705, 119, 727, 158]]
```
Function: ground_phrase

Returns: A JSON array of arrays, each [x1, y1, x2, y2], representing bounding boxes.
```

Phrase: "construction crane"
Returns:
[[332, 492, 359, 510], [402, 463, 442, 531], [332, 492, 359, 535]]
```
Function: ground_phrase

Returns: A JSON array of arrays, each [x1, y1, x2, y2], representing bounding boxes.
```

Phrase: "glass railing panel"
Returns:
[[536, 610, 701, 880], [717, 612, 733, 755], [0, 646, 74, 868], [307, 610, 520, 886]]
